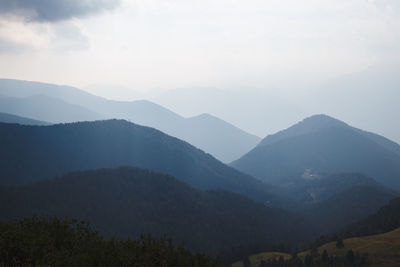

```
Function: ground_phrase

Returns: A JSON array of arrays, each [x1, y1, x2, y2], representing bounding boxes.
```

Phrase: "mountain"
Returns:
[[173, 113, 260, 162], [0, 119, 276, 203], [302, 185, 397, 234], [233, 195, 400, 267], [0, 166, 314, 253], [271, 172, 398, 234], [0, 95, 104, 123], [275, 172, 393, 204], [152, 87, 307, 139], [0, 112, 50, 125], [340, 196, 400, 239], [305, 196, 400, 254], [0, 79, 260, 162], [231, 114, 400, 190]]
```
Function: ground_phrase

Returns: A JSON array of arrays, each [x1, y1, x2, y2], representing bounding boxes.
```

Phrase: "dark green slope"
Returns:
[[0, 120, 273, 202], [0, 217, 222, 267], [0, 167, 314, 253], [272, 172, 398, 235], [341, 196, 400, 238], [302, 185, 397, 234], [232, 115, 400, 189], [309, 196, 400, 249], [275, 173, 392, 204]]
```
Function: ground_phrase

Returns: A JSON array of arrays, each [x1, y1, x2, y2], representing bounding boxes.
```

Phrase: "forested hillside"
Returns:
[[0, 216, 222, 267], [0, 166, 314, 253], [0, 120, 275, 203], [232, 115, 400, 190]]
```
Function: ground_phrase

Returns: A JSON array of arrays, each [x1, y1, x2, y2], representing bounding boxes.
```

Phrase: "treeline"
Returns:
[[218, 243, 293, 266], [0, 216, 222, 267], [254, 249, 368, 267], [0, 166, 312, 254]]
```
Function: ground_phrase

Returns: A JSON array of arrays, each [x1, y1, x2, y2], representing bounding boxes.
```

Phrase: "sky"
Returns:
[[0, 0, 399, 91], [0, 0, 399, 142]]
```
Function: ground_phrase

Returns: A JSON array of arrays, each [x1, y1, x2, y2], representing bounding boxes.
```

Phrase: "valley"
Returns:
[[0, 79, 398, 266]]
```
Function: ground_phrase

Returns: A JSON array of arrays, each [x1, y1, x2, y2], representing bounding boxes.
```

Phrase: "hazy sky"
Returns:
[[0, 0, 399, 143], [0, 0, 399, 92]]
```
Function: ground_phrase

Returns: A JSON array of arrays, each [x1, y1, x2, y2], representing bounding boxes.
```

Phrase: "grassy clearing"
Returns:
[[233, 227, 400, 266]]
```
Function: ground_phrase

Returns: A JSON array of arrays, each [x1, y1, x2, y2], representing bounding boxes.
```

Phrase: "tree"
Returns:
[[336, 238, 344, 249], [243, 256, 251, 267], [321, 249, 329, 263], [346, 249, 354, 263], [258, 260, 267, 267], [304, 254, 313, 266]]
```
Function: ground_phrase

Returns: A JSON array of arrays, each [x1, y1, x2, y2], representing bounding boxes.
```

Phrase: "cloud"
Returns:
[[51, 23, 89, 51], [0, 18, 90, 53], [0, 18, 50, 52], [0, 0, 120, 22], [0, 37, 29, 53]]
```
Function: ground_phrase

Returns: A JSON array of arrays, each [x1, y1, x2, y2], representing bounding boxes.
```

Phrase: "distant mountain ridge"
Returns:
[[232, 114, 400, 189], [0, 95, 104, 123], [0, 79, 260, 162], [0, 119, 275, 204], [0, 112, 50, 125]]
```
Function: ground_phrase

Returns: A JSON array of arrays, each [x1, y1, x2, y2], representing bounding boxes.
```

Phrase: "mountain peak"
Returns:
[[259, 114, 348, 147], [301, 114, 348, 127]]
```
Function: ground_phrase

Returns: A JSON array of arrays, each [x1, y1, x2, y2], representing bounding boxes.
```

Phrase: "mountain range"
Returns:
[[0, 95, 103, 123], [0, 78, 399, 262], [232, 114, 400, 190], [0, 119, 276, 204], [151, 61, 400, 145], [0, 79, 260, 162], [1, 118, 395, 235]]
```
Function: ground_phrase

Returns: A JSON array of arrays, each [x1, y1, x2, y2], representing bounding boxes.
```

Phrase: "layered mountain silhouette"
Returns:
[[0, 95, 103, 123], [0, 166, 314, 253], [0, 79, 260, 162], [231, 114, 400, 190], [0, 112, 50, 125], [0, 119, 275, 203], [152, 87, 306, 139]]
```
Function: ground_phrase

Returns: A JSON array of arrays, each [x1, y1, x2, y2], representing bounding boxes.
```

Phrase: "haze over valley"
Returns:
[[0, 1, 399, 266]]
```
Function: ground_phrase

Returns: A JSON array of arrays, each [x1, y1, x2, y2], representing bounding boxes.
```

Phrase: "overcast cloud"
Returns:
[[0, 0, 399, 88], [0, 0, 120, 22]]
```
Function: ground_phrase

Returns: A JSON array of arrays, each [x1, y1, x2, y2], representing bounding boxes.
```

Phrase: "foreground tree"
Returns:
[[0, 216, 221, 267]]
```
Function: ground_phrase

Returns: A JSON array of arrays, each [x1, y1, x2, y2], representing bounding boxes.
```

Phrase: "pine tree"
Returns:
[[336, 238, 344, 249]]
